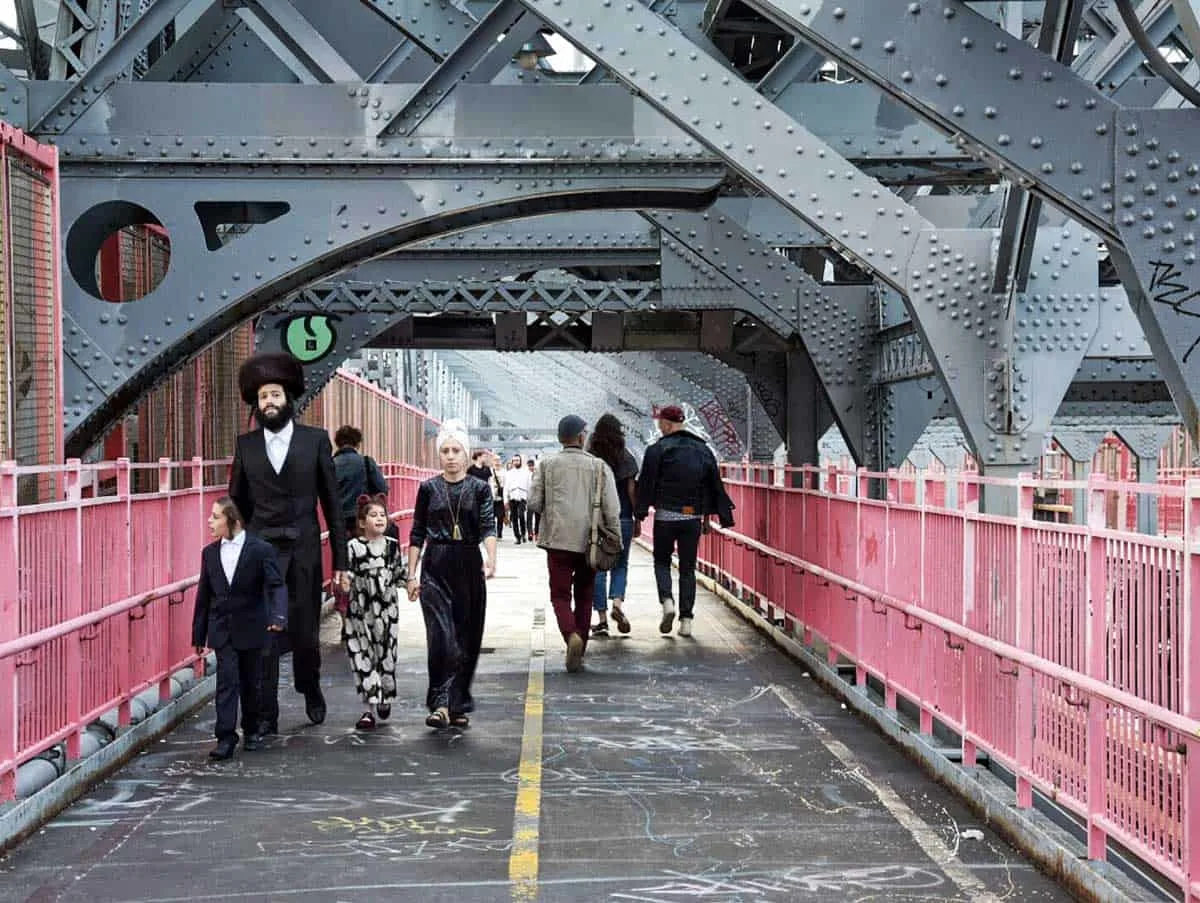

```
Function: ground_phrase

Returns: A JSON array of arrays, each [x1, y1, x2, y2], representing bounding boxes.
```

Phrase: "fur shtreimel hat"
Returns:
[[237, 352, 305, 405]]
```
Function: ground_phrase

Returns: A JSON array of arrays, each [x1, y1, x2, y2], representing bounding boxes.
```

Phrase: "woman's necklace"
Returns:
[[439, 476, 466, 540]]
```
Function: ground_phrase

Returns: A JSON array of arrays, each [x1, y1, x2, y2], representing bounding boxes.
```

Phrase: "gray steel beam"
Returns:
[[50, 0, 115, 80], [649, 208, 876, 463], [15, 0, 48, 78], [520, 0, 1073, 476], [142, 0, 239, 81], [379, 0, 531, 138], [29, 80, 977, 181], [775, 0, 1200, 439], [755, 39, 823, 100], [358, 0, 479, 62], [241, 0, 359, 83], [36, 0, 194, 132]]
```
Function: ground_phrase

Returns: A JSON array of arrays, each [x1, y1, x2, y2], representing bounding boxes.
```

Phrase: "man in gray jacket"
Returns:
[[530, 414, 620, 672]]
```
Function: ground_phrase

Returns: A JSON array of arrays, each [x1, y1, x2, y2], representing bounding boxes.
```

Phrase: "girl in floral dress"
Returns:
[[340, 493, 406, 730]]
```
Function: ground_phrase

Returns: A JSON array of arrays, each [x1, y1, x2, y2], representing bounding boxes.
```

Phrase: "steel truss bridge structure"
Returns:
[[3, 0, 1199, 490]]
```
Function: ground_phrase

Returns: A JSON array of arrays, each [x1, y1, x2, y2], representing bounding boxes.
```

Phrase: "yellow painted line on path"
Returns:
[[509, 603, 546, 901]]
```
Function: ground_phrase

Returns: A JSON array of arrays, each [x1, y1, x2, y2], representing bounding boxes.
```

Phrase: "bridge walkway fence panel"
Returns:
[[0, 457, 434, 803], [705, 462, 1200, 900]]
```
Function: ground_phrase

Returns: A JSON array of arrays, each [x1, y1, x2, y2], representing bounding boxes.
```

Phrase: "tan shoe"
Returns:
[[565, 632, 585, 672]]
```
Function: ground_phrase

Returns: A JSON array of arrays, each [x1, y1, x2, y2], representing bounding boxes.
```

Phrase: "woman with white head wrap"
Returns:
[[406, 419, 497, 730]]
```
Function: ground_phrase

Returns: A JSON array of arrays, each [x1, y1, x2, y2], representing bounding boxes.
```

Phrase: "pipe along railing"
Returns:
[[0, 458, 429, 801], [706, 463, 1200, 901]]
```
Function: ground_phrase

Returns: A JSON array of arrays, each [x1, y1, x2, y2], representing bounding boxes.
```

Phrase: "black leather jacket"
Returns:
[[635, 430, 727, 521]]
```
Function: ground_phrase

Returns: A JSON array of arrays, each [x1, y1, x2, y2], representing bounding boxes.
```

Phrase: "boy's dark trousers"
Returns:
[[214, 642, 263, 742]]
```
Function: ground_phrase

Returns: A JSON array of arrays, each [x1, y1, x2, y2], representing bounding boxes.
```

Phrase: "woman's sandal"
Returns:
[[450, 713, 470, 728], [355, 711, 376, 731], [376, 704, 391, 721], [425, 708, 451, 729]]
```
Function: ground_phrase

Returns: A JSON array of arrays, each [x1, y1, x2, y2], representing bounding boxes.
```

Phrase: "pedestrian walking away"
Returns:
[[192, 497, 287, 760], [333, 424, 389, 540], [407, 420, 497, 729], [229, 353, 348, 736], [530, 414, 620, 673], [525, 457, 541, 541], [587, 413, 639, 637], [635, 404, 735, 639], [340, 493, 407, 731]]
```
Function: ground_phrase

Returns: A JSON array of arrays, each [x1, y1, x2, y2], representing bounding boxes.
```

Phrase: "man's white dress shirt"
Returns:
[[264, 419, 294, 475]]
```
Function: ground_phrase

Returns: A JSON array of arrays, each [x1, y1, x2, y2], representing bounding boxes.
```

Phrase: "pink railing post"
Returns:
[[1182, 477, 1200, 896], [854, 469, 867, 687], [1085, 472, 1109, 861], [114, 458, 134, 725], [0, 462, 19, 800], [63, 459, 84, 759], [1014, 475, 1035, 809], [158, 457, 174, 702], [960, 476, 978, 767]]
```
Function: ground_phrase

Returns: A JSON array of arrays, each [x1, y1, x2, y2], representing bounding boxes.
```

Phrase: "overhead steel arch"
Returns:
[[60, 169, 723, 455]]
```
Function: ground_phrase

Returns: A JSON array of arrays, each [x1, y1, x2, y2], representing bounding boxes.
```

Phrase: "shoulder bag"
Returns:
[[587, 461, 623, 571]]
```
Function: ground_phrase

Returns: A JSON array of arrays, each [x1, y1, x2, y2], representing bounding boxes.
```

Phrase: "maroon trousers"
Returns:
[[546, 549, 596, 649]]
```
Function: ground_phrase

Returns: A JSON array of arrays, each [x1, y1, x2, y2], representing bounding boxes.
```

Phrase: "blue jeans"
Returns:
[[593, 518, 635, 612]]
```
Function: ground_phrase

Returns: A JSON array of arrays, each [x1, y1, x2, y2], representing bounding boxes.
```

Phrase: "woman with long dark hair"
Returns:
[[587, 413, 640, 636]]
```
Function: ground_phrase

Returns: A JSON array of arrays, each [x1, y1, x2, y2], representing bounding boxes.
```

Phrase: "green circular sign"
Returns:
[[283, 315, 338, 363]]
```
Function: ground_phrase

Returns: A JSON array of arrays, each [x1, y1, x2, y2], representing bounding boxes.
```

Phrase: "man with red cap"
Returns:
[[635, 404, 733, 638], [230, 352, 348, 739]]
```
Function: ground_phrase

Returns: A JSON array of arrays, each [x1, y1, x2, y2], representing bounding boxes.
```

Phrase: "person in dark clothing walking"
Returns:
[[192, 497, 287, 760], [229, 352, 347, 736], [333, 425, 389, 539], [635, 405, 734, 639], [407, 420, 497, 729]]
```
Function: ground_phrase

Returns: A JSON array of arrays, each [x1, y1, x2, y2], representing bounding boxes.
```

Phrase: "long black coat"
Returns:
[[229, 423, 348, 649], [191, 534, 287, 651]]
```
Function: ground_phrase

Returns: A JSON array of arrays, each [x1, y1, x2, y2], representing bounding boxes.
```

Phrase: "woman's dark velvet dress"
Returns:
[[409, 475, 496, 714]]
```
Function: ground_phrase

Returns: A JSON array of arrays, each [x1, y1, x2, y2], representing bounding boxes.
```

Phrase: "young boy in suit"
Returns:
[[192, 496, 287, 760]]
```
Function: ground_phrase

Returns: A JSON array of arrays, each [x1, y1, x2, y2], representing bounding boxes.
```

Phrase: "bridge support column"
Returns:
[[786, 346, 827, 483]]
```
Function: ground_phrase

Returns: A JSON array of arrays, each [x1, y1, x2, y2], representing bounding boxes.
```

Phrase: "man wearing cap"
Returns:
[[529, 415, 620, 672], [635, 405, 732, 638], [229, 352, 348, 736]]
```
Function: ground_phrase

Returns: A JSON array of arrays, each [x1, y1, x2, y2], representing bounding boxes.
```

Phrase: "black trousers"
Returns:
[[214, 645, 262, 741], [259, 638, 321, 729], [258, 536, 324, 729], [509, 500, 527, 541], [653, 519, 703, 618], [527, 507, 540, 537], [494, 499, 505, 538]]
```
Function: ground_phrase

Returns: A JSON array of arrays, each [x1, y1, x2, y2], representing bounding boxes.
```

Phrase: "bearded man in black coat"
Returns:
[[230, 352, 348, 736]]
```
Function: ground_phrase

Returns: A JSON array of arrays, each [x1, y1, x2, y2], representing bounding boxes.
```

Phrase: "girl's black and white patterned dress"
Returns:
[[344, 536, 406, 704]]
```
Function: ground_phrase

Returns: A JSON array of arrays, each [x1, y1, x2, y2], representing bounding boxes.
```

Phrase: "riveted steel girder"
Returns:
[[649, 207, 875, 461], [59, 164, 723, 456], [778, 0, 1200, 434], [518, 0, 1077, 472], [37, 0, 194, 133]]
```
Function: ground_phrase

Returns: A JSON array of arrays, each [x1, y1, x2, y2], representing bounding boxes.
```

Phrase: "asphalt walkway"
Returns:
[[1, 541, 1073, 902]]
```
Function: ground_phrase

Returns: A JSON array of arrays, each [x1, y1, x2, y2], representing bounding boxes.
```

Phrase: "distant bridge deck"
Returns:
[[1, 542, 1073, 902]]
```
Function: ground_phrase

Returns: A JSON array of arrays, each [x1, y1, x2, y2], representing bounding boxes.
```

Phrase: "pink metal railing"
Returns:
[[1, 457, 432, 801], [704, 463, 1200, 900]]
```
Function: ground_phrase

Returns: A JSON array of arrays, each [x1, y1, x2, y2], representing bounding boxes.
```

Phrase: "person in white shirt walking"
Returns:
[[504, 453, 532, 544]]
